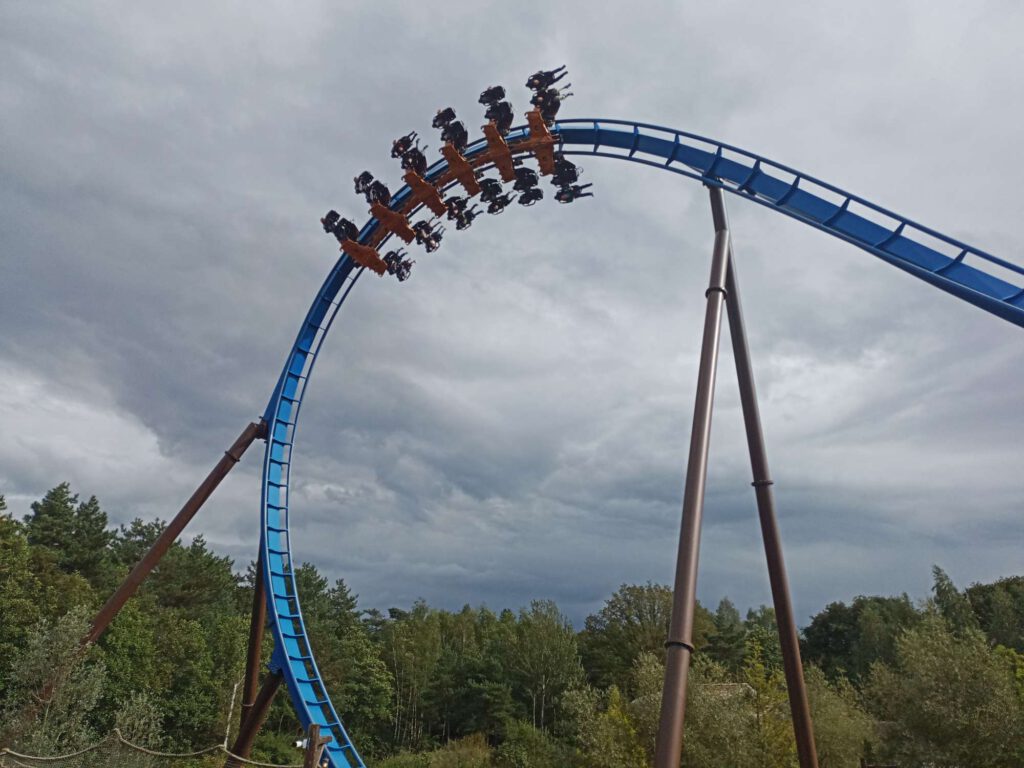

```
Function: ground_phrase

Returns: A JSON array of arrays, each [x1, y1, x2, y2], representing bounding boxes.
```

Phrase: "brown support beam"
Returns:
[[723, 255, 819, 768], [228, 670, 283, 765], [240, 554, 268, 733], [86, 419, 267, 645], [654, 188, 731, 768], [303, 724, 332, 768]]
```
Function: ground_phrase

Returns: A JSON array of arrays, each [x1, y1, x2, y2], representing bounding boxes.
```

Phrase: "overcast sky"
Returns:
[[2, 1, 1022, 629]]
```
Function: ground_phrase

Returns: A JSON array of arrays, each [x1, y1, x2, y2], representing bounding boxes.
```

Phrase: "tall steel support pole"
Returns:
[[654, 186, 732, 768], [716, 192, 818, 767], [86, 419, 267, 645], [239, 554, 268, 732]]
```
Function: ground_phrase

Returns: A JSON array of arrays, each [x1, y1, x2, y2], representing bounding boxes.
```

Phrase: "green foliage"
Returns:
[[252, 727, 307, 765], [678, 657, 754, 768], [625, 651, 662, 761], [297, 569, 393, 754], [24, 482, 115, 587], [930, 565, 980, 635], [376, 752, 431, 768], [803, 666, 874, 768], [377, 734, 493, 768], [966, 574, 1024, 652], [495, 720, 568, 768], [426, 733, 492, 768], [560, 685, 647, 768], [579, 582, 713, 693], [744, 606, 784, 674], [100, 601, 165, 721], [380, 601, 443, 749], [0, 605, 107, 753], [156, 536, 239, 618], [866, 614, 1024, 767], [99, 552, 246, 748], [508, 600, 582, 730], [706, 597, 746, 671], [421, 606, 516, 741], [0, 508, 44, 690], [742, 639, 797, 768], [994, 644, 1024, 702], [802, 593, 920, 684], [3, 484, 1024, 768], [115, 689, 165, 748]]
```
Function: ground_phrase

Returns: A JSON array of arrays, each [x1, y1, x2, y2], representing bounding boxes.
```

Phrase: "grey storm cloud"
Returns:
[[1, 1, 1022, 627]]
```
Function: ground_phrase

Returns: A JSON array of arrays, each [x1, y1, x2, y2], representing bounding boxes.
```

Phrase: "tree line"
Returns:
[[1, 483, 1022, 767]]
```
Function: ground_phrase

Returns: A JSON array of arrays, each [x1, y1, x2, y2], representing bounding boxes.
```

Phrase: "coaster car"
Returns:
[[484, 101, 514, 135], [445, 195, 468, 220], [513, 166, 539, 192], [441, 120, 469, 153], [479, 85, 505, 105], [487, 192, 516, 214], [391, 131, 418, 159], [368, 180, 391, 205], [401, 147, 428, 176], [531, 86, 572, 124], [354, 171, 374, 195], [383, 249, 407, 275], [396, 258, 415, 281], [518, 187, 544, 206], [552, 155, 580, 186], [412, 220, 433, 244], [424, 227, 445, 252], [454, 205, 480, 230], [555, 183, 594, 204], [526, 65, 567, 91], [321, 210, 359, 242], [432, 107, 457, 129], [478, 178, 503, 203]]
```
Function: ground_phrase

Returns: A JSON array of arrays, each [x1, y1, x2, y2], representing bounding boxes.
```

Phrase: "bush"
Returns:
[[866, 615, 1024, 768], [804, 665, 874, 768], [495, 721, 567, 768], [428, 733, 492, 768], [376, 752, 430, 768]]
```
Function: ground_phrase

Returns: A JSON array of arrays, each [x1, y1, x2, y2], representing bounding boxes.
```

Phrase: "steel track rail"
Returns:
[[259, 118, 1024, 767]]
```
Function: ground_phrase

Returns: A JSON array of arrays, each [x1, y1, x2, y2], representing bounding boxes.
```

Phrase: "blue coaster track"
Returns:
[[259, 118, 1024, 767]]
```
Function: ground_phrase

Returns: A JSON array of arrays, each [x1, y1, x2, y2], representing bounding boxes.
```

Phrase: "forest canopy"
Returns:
[[1, 484, 1022, 767]]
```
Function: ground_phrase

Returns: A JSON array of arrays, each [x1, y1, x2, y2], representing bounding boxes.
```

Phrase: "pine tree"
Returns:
[[706, 598, 747, 671], [24, 483, 114, 586]]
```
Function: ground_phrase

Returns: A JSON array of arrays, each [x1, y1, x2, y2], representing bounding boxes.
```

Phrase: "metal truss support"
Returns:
[[655, 186, 818, 768]]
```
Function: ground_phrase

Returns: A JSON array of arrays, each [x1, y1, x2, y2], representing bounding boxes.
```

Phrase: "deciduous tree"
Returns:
[[867, 615, 1024, 768]]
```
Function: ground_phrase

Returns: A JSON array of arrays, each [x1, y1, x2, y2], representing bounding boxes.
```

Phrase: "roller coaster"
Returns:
[[79, 70, 1024, 768]]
